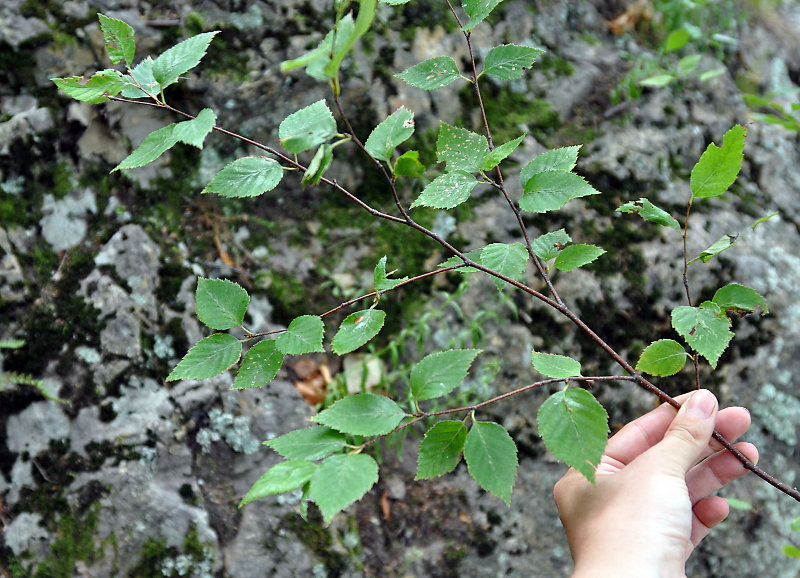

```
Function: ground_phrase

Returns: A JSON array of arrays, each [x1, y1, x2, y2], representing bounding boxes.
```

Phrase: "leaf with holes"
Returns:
[[279, 100, 338, 154], [310, 454, 379, 522], [167, 333, 242, 381], [671, 301, 733, 368], [532, 229, 571, 261], [98, 13, 135, 67], [437, 122, 489, 173], [531, 351, 581, 378], [636, 339, 688, 377], [410, 349, 481, 401], [553, 244, 605, 272], [537, 388, 608, 483], [519, 171, 599, 213], [331, 309, 386, 355], [617, 198, 680, 232], [196, 278, 249, 330], [203, 157, 283, 198], [240, 461, 317, 507], [712, 283, 768, 316], [395, 56, 462, 90], [275, 315, 324, 354], [312, 393, 406, 435], [691, 125, 746, 199], [152, 31, 218, 90], [416, 420, 467, 479], [365, 107, 415, 162], [233, 340, 284, 389], [266, 426, 347, 461], [464, 421, 518, 505], [410, 171, 477, 209], [483, 44, 544, 80]]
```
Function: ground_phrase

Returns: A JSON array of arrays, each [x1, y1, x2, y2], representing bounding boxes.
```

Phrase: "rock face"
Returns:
[[2, 0, 800, 576]]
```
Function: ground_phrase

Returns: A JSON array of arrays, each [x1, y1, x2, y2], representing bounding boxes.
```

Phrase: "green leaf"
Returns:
[[312, 393, 405, 435], [112, 124, 178, 172], [520, 146, 581, 188], [301, 144, 334, 187], [393, 150, 425, 177], [410, 171, 477, 210], [712, 283, 768, 315], [480, 134, 525, 171], [381, 0, 412, 4], [373, 256, 408, 291], [553, 244, 605, 271], [782, 545, 800, 559], [331, 309, 386, 355], [483, 44, 544, 80], [678, 54, 702, 75], [531, 351, 582, 378], [279, 100, 338, 154], [310, 453, 379, 522], [365, 107, 415, 162], [462, 0, 506, 31], [695, 234, 738, 263], [52, 70, 126, 104], [480, 242, 528, 290], [152, 31, 219, 90], [537, 388, 609, 483], [240, 461, 317, 507], [266, 426, 347, 461], [416, 421, 467, 479], [276, 315, 325, 354], [636, 339, 688, 377], [323, 0, 377, 80], [751, 212, 778, 229], [202, 156, 283, 198], [616, 198, 681, 232], [233, 340, 284, 389], [532, 229, 571, 261], [640, 74, 674, 87], [665, 28, 690, 52], [671, 301, 733, 368], [98, 13, 135, 67], [174, 108, 216, 149], [167, 333, 242, 381], [691, 125, 746, 198], [464, 421, 518, 505], [724, 497, 753, 511], [519, 171, 599, 213], [120, 57, 158, 98], [195, 278, 249, 330], [699, 68, 726, 82], [791, 516, 800, 532], [281, 15, 354, 80], [438, 249, 482, 273], [410, 349, 481, 401], [437, 122, 490, 173], [0, 339, 25, 349], [395, 56, 462, 90]]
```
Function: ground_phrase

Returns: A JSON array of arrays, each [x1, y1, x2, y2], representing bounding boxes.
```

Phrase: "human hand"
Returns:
[[553, 389, 758, 578]]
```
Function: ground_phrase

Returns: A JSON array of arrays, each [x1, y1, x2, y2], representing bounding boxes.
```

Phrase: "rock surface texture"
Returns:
[[2, 0, 800, 576]]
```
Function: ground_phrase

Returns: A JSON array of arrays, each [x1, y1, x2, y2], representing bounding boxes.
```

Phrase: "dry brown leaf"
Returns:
[[380, 489, 391, 522], [607, 0, 653, 35]]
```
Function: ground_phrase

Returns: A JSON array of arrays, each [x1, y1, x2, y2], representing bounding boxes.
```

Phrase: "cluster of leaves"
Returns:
[[51, 0, 780, 524], [744, 93, 800, 134]]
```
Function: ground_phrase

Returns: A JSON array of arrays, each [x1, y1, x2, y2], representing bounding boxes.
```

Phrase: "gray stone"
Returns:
[[3, 512, 49, 557], [0, 1, 49, 48], [6, 401, 71, 455], [40, 190, 96, 252]]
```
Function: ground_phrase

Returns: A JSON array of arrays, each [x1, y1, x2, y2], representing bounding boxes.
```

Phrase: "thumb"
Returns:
[[653, 389, 718, 474]]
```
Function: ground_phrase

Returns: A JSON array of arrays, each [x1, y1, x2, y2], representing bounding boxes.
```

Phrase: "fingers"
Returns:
[[604, 394, 751, 468], [691, 496, 731, 546], [686, 441, 758, 504]]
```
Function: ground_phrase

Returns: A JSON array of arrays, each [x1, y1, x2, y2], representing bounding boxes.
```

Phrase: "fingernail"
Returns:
[[686, 389, 716, 418]]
